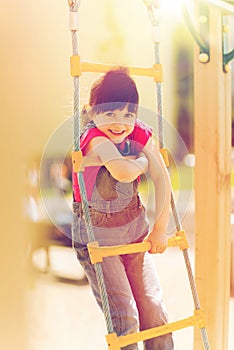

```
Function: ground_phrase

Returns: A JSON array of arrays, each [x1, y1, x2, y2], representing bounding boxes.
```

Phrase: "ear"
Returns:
[[82, 104, 90, 114], [81, 104, 92, 125]]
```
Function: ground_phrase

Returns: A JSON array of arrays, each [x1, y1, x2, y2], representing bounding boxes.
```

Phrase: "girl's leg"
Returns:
[[123, 252, 174, 350], [76, 245, 140, 350]]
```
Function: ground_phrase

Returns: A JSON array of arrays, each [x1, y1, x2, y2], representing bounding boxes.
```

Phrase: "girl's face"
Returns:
[[93, 106, 136, 144]]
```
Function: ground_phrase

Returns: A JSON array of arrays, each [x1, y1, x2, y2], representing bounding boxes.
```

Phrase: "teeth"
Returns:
[[110, 130, 124, 134]]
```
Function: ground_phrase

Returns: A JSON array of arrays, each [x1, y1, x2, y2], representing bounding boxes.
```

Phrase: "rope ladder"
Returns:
[[68, 1, 210, 348]]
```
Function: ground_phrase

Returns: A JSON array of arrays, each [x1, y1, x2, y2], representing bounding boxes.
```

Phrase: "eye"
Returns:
[[104, 111, 115, 118], [124, 113, 135, 119]]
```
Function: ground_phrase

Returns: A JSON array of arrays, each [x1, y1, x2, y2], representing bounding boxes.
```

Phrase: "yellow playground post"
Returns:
[[194, 1, 232, 350]]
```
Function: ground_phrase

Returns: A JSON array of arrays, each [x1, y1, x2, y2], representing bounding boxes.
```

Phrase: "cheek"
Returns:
[[97, 123, 110, 131], [126, 123, 135, 132], [95, 123, 110, 134], [93, 118, 106, 129], [126, 117, 136, 127]]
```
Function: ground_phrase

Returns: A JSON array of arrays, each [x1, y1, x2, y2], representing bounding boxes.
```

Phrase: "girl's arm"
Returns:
[[141, 137, 172, 254], [84, 136, 148, 182]]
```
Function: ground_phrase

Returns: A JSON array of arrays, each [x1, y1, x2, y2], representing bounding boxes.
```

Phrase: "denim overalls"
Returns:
[[72, 125, 174, 350]]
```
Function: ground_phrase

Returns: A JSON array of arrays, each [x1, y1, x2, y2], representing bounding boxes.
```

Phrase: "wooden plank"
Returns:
[[194, 5, 231, 350], [80, 62, 163, 81], [106, 314, 202, 349]]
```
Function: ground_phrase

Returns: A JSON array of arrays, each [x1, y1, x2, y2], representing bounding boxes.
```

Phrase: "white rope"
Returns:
[[67, 0, 81, 11], [67, 0, 114, 335], [143, 1, 210, 347]]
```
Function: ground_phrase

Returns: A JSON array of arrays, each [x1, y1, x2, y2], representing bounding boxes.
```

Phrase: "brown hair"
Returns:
[[90, 67, 139, 114]]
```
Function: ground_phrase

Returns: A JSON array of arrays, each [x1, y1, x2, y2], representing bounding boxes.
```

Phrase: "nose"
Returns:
[[111, 123, 125, 131], [111, 115, 125, 127]]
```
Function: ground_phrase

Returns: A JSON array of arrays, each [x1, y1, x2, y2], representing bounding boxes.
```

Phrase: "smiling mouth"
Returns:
[[109, 130, 125, 136]]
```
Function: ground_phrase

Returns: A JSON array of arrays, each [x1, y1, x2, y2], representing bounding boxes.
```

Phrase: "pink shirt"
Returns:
[[73, 120, 152, 202]]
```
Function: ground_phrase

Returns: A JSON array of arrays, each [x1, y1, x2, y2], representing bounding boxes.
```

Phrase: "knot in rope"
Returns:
[[68, 0, 81, 11], [142, 0, 161, 9], [143, 0, 161, 27]]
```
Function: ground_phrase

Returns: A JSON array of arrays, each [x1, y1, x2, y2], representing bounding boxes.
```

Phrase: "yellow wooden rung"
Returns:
[[87, 231, 188, 264], [160, 147, 169, 167], [70, 60, 163, 81], [106, 311, 206, 349], [72, 150, 83, 172], [106, 333, 120, 350], [70, 55, 81, 77], [87, 241, 151, 264], [152, 63, 163, 82], [167, 230, 189, 250], [194, 309, 206, 329]]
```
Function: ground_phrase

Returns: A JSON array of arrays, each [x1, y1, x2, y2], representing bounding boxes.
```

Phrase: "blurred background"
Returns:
[[0, 0, 234, 349]]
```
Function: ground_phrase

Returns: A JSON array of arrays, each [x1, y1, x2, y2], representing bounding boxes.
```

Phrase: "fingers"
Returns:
[[150, 244, 166, 254], [143, 237, 166, 254]]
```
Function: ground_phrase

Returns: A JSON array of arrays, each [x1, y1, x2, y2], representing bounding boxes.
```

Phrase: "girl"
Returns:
[[72, 67, 174, 349]]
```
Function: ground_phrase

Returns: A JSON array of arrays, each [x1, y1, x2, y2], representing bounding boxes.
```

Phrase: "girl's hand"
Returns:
[[143, 227, 167, 254], [138, 151, 146, 159], [136, 152, 149, 173]]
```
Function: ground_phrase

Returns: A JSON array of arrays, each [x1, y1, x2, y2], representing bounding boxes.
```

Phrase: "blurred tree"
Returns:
[[172, 24, 194, 161], [96, 0, 127, 64]]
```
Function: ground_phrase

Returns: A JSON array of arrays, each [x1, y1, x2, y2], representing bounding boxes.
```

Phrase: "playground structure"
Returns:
[[0, 1, 234, 349], [68, 0, 234, 349], [193, 1, 233, 349]]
